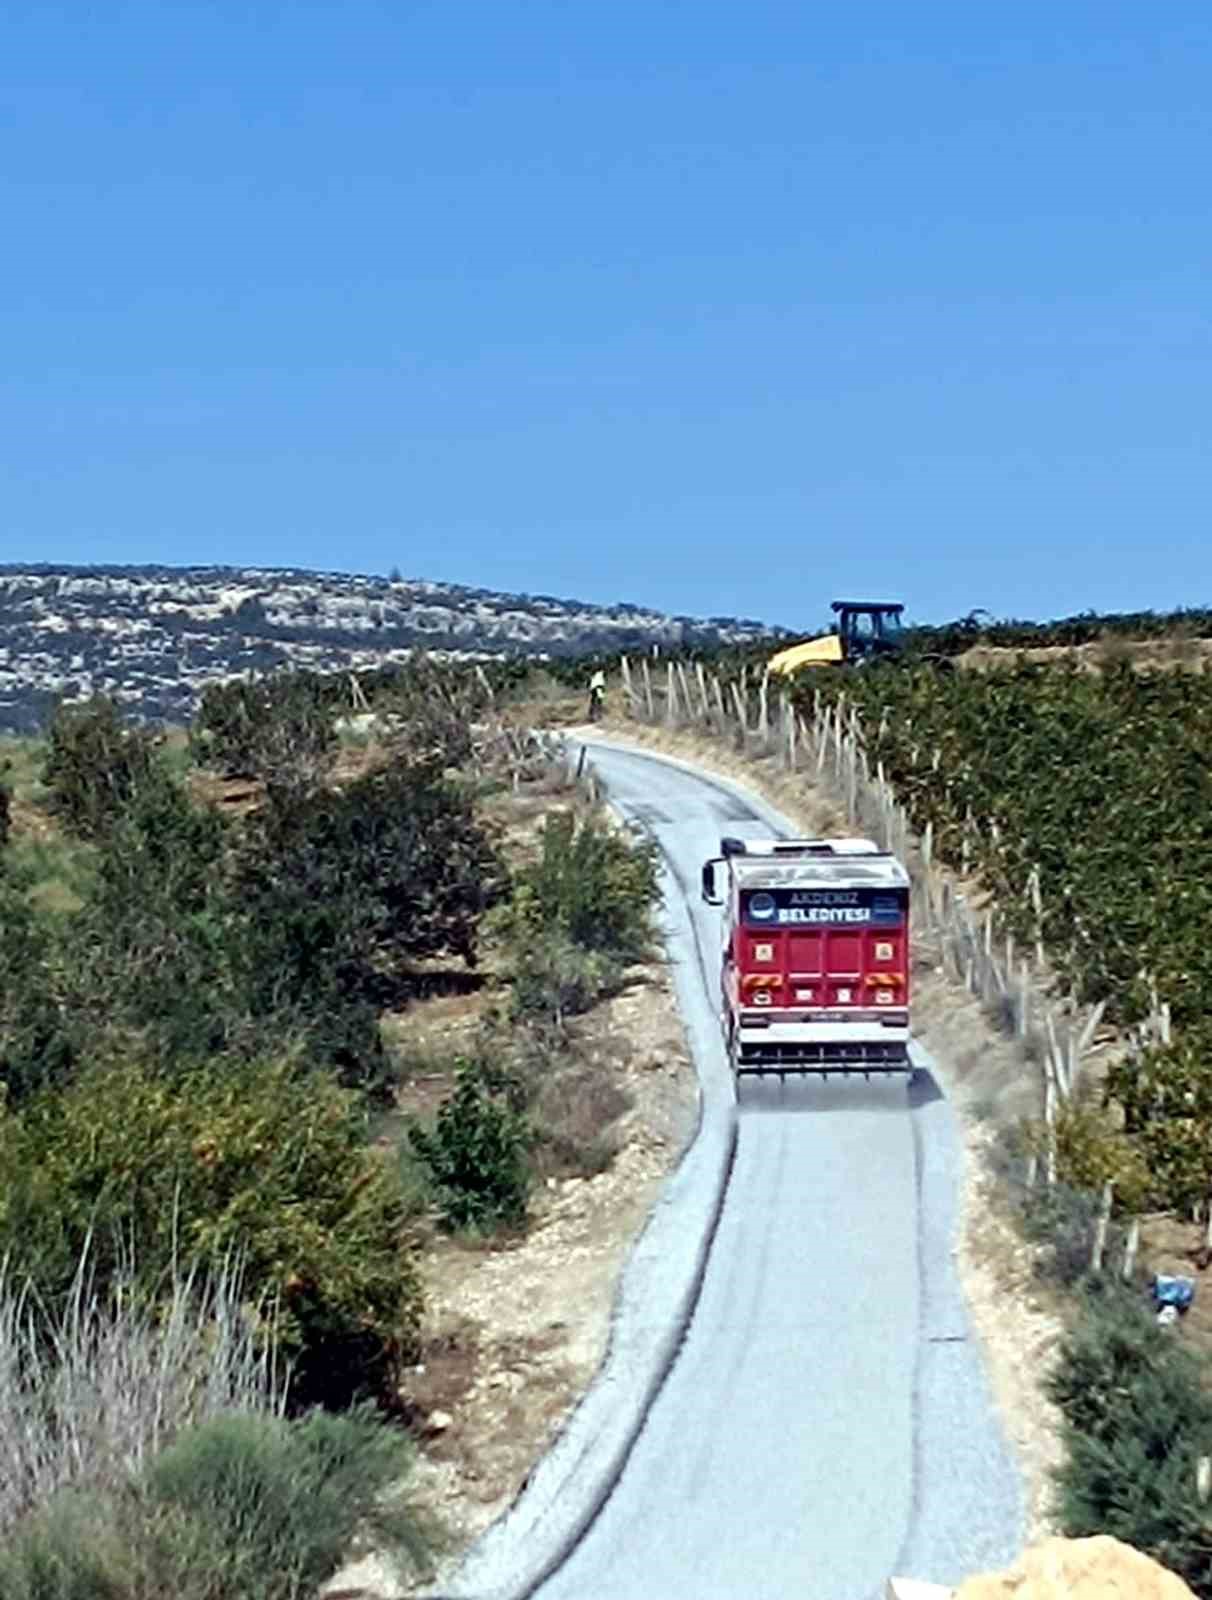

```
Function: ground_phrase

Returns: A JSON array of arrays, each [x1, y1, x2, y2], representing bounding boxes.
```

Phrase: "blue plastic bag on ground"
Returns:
[[1152, 1274, 1196, 1311]]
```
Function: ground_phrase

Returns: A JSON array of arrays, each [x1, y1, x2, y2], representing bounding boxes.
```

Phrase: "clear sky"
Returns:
[[3, 2, 1210, 630]]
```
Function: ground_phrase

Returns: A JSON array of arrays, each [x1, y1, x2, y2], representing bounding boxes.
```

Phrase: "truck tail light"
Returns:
[[741, 974, 782, 992], [865, 973, 904, 1007]]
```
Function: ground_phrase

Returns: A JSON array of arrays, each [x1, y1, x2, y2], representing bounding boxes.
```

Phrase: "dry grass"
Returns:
[[1, 736, 97, 916], [0, 736, 48, 802], [525, 1032, 637, 1179], [0, 1246, 283, 1540], [1, 736, 58, 845], [957, 637, 1212, 675]]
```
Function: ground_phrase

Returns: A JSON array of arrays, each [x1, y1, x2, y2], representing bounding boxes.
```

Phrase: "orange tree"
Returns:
[[0, 1049, 422, 1412]]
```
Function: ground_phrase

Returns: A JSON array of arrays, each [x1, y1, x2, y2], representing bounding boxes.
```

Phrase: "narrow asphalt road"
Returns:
[[530, 741, 1021, 1600]]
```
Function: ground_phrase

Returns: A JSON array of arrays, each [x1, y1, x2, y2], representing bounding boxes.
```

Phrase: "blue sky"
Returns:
[[3, 2, 1210, 630]]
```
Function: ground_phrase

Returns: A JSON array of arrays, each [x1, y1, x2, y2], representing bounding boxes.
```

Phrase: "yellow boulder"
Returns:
[[888, 1537, 1196, 1600]]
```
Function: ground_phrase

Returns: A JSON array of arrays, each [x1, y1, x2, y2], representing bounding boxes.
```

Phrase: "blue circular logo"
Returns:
[[749, 893, 775, 920]]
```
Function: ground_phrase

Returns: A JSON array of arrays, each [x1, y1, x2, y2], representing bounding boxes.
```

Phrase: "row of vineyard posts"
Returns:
[[615, 652, 1178, 1275]]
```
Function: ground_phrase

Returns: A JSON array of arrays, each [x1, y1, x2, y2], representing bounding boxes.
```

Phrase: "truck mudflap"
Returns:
[[732, 1036, 912, 1076]]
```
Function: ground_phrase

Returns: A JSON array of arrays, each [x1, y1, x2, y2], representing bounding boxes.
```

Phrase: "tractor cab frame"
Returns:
[[831, 601, 907, 663]]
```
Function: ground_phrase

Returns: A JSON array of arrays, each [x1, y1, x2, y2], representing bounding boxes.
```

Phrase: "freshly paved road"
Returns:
[[530, 741, 1022, 1600]]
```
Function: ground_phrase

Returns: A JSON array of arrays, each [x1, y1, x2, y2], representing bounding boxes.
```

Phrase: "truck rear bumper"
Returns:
[[733, 1018, 911, 1075]]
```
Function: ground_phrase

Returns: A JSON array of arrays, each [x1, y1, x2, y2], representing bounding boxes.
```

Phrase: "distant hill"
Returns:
[[0, 564, 789, 733]]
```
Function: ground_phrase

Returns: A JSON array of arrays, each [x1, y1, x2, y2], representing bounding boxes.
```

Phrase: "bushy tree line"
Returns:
[[5, 696, 506, 1105], [0, 692, 507, 1418], [191, 655, 497, 781], [4, 675, 658, 1337]]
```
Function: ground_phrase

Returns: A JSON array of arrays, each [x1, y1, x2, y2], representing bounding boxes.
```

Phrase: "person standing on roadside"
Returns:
[[588, 667, 606, 721]]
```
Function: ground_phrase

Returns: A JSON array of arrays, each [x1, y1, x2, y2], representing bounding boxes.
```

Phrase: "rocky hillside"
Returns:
[[0, 564, 785, 733]]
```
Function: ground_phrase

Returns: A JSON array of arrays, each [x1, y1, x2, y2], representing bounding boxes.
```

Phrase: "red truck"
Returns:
[[700, 834, 912, 1078]]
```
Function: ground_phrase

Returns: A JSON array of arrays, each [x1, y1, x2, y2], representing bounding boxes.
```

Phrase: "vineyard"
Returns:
[[786, 658, 1212, 1211], [906, 605, 1212, 655], [628, 603, 1212, 674], [792, 663, 1212, 1030]]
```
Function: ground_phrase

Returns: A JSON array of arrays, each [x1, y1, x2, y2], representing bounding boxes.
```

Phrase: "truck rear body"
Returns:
[[706, 837, 912, 1077]]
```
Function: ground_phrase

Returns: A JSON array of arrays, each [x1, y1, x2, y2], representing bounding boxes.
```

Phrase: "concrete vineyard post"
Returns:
[[731, 681, 748, 747], [1122, 1217, 1140, 1280], [1090, 1181, 1114, 1273], [676, 661, 695, 726], [695, 661, 710, 723], [619, 654, 638, 716], [712, 674, 728, 728], [1044, 1077, 1057, 1185]]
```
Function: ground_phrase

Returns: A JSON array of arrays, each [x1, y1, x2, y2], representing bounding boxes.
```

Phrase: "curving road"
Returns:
[[528, 741, 1023, 1600]]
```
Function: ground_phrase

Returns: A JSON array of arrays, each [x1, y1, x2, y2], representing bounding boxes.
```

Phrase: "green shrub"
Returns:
[[511, 809, 660, 962], [1020, 1098, 1152, 1216], [1048, 1283, 1212, 1595], [0, 777, 10, 849], [0, 867, 77, 1105], [0, 1250, 279, 1540], [1105, 1036, 1212, 1213], [190, 674, 337, 786], [239, 758, 506, 980], [141, 1407, 430, 1597], [1049, 1285, 1208, 1447], [510, 932, 623, 1027], [1017, 1182, 1108, 1287], [66, 767, 240, 1067], [0, 1491, 121, 1600], [230, 761, 505, 1092], [0, 1052, 423, 1411], [42, 698, 159, 842], [409, 1059, 532, 1230], [0, 1409, 430, 1600]]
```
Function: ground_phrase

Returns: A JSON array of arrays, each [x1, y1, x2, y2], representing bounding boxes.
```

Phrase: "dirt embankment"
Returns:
[[386, 980, 696, 1592]]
